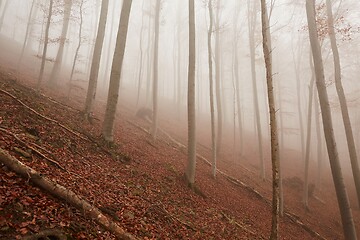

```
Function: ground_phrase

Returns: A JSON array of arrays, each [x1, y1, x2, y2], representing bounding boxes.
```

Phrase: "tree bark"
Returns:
[[207, 0, 217, 178], [0, 148, 136, 240], [83, 0, 109, 120], [48, 0, 73, 87], [306, 1, 357, 239], [151, 0, 160, 140], [37, 0, 53, 88], [102, 0, 133, 142], [247, 0, 265, 180], [260, 1, 280, 238], [185, 0, 196, 187], [326, 0, 360, 209]]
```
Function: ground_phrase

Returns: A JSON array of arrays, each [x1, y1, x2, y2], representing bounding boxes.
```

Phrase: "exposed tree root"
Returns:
[[0, 148, 137, 240]]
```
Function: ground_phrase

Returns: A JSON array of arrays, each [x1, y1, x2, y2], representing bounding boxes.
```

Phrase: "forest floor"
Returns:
[[1, 36, 360, 239]]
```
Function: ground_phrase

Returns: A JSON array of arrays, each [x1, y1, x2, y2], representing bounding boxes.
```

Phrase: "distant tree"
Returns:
[[151, 0, 160, 140], [214, 0, 223, 155], [260, 0, 279, 238], [83, 0, 109, 121], [326, 0, 360, 209], [207, 0, 217, 178], [136, 0, 146, 108], [303, 53, 315, 209], [102, 0, 133, 142], [48, 0, 73, 87], [67, 0, 85, 99], [37, 0, 54, 88], [0, 0, 9, 32], [17, 0, 37, 70], [185, 0, 196, 187], [306, 0, 357, 239], [247, 0, 265, 180]]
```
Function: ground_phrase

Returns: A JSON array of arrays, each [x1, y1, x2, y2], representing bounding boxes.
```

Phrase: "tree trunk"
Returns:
[[247, 0, 265, 180], [151, 0, 160, 140], [67, 0, 85, 99], [0, 0, 9, 32], [306, 1, 357, 239], [207, 0, 217, 178], [303, 55, 315, 209], [214, 0, 223, 155], [48, 0, 73, 87], [314, 87, 323, 188], [102, 0, 133, 142], [37, 0, 53, 88], [83, 0, 109, 120], [326, 0, 360, 209], [185, 0, 196, 187], [0, 148, 136, 240], [260, 1, 280, 238], [17, 0, 36, 70], [136, 0, 146, 108]]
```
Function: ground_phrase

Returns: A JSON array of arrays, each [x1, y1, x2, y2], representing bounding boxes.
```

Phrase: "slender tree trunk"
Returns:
[[17, 0, 36, 70], [207, 0, 217, 178], [314, 87, 323, 188], [306, 1, 357, 239], [260, 1, 279, 238], [102, 0, 132, 142], [185, 0, 196, 187], [37, 0, 53, 89], [304, 54, 315, 209], [215, 0, 223, 155], [83, 0, 109, 120], [151, 0, 160, 140], [67, 0, 84, 99], [233, 1, 243, 158], [326, 0, 360, 208], [0, 0, 9, 32], [248, 0, 265, 180], [48, 0, 72, 87], [136, 0, 146, 108], [145, 1, 154, 107]]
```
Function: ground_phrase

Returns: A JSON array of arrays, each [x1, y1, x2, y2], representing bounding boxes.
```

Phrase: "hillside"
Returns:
[[0, 36, 360, 239]]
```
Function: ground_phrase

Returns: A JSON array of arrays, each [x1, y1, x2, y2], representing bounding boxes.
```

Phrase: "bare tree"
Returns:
[[102, 0, 133, 142], [260, 0, 279, 238], [17, 0, 37, 70], [48, 0, 73, 87], [247, 0, 265, 180], [207, 0, 217, 178], [326, 0, 360, 208], [151, 0, 161, 140], [185, 0, 196, 187], [37, 0, 54, 88], [306, 0, 357, 239], [83, 0, 109, 120]]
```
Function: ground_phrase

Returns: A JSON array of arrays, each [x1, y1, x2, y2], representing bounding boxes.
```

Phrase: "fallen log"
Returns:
[[0, 148, 137, 240]]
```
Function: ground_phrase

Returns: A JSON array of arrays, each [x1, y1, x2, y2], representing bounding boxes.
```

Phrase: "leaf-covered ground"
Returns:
[[0, 36, 360, 239]]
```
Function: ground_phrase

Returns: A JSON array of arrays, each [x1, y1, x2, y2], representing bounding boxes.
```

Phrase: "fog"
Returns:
[[1, 0, 360, 177]]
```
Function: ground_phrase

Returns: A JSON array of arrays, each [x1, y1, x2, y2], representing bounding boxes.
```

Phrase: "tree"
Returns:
[[151, 0, 161, 140], [247, 0, 265, 180], [67, 0, 85, 98], [326, 0, 360, 208], [0, 0, 9, 32], [207, 0, 217, 178], [260, 0, 279, 238], [17, 0, 37, 70], [83, 0, 109, 120], [48, 0, 73, 87], [102, 0, 133, 142], [185, 0, 196, 187], [305, 0, 357, 239], [37, 0, 54, 88]]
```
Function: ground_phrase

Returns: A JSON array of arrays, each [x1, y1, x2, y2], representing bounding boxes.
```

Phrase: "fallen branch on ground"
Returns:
[[0, 127, 65, 171], [0, 148, 137, 240], [0, 89, 88, 142], [220, 211, 260, 238]]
